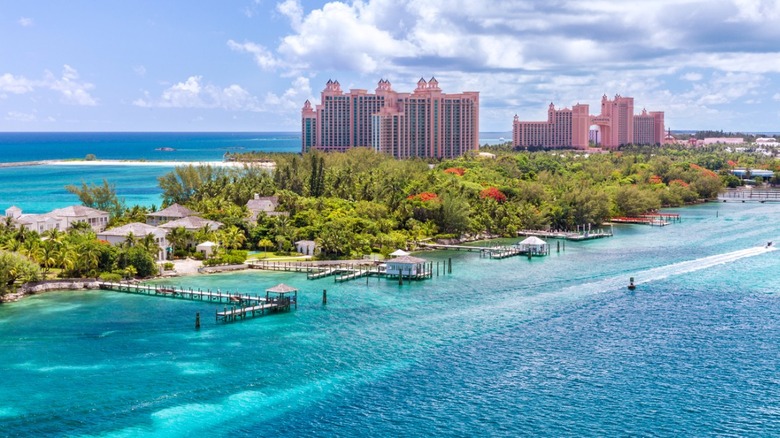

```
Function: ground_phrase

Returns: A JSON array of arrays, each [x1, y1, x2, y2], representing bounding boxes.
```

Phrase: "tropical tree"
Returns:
[[0, 250, 41, 295]]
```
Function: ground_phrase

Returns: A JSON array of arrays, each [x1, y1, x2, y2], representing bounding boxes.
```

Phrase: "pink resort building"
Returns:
[[302, 78, 479, 159], [512, 94, 664, 150]]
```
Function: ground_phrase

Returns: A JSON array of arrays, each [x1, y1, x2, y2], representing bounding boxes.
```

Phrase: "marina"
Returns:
[[720, 189, 780, 202]]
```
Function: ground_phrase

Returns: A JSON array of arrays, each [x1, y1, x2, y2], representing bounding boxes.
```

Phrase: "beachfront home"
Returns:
[[246, 194, 288, 222], [4, 205, 109, 233], [158, 216, 223, 232], [385, 255, 428, 277], [294, 240, 317, 256], [389, 249, 410, 258], [97, 222, 169, 260], [146, 203, 198, 226]]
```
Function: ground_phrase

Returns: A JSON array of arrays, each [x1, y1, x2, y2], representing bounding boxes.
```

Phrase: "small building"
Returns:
[[385, 255, 428, 277], [246, 194, 289, 222], [146, 203, 198, 226], [266, 283, 298, 310], [294, 240, 316, 256], [517, 236, 549, 256], [196, 241, 218, 258], [97, 222, 169, 260]]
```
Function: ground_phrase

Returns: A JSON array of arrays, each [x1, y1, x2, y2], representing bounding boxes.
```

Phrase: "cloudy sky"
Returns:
[[2, 0, 780, 132]]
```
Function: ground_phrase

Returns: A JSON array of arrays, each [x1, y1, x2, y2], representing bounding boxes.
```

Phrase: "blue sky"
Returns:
[[2, 0, 780, 132]]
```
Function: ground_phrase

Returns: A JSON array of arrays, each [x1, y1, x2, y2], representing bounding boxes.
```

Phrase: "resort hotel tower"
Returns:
[[512, 94, 664, 149], [302, 78, 479, 159]]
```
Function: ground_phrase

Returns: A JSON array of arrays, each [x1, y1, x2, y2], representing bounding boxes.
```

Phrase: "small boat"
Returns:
[[155, 147, 176, 152], [627, 277, 636, 290], [767, 241, 773, 248]]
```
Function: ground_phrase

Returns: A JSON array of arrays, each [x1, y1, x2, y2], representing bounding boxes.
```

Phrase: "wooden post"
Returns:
[[195, 312, 200, 329], [322, 289, 327, 305], [557, 241, 560, 253], [448, 257, 452, 274]]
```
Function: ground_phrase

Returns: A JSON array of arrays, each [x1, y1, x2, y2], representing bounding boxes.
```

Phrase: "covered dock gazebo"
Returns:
[[266, 283, 298, 309], [517, 236, 549, 256], [389, 249, 410, 258]]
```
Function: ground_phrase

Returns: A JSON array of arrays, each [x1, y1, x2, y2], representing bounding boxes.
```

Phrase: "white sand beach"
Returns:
[[47, 159, 274, 168]]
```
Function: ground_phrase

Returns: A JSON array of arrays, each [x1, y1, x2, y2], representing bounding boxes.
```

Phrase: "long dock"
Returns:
[[417, 242, 547, 258], [720, 189, 780, 202], [97, 282, 295, 324], [517, 229, 613, 240], [98, 282, 266, 304]]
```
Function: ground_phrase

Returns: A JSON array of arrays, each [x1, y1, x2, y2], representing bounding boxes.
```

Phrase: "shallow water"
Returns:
[[1, 201, 779, 436]]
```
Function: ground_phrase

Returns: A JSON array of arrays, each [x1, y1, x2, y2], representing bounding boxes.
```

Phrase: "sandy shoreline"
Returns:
[[0, 159, 274, 169]]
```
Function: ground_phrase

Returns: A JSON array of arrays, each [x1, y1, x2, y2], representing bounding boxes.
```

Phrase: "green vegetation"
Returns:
[[4, 143, 779, 294], [145, 145, 776, 260]]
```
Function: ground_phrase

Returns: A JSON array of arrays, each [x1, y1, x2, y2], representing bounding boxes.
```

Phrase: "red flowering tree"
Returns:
[[407, 192, 439, 203], [669, 179, 690, 188], [649, 175, 663, 184], [443, 167, 466, 176], [479, 187, 507, 203]]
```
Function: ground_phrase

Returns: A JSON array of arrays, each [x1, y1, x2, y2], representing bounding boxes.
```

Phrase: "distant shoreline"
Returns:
[[0, 159, 274, 169]]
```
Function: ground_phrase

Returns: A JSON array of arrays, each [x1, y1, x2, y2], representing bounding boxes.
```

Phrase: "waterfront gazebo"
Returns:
[[389, 249, 410, 258], [386, 255, 428, 278], [517, 236, 549, 256], [265, 283, 298, 309]]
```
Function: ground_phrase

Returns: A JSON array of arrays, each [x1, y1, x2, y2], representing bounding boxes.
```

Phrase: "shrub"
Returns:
[[85, 153, 97, 161], [192, 252, 205, 260], [99, 272, 122, 282], [163, 262, 174, 271]]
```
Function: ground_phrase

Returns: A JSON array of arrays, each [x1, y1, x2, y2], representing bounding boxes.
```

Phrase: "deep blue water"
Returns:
[[1, 201, 779, 436]]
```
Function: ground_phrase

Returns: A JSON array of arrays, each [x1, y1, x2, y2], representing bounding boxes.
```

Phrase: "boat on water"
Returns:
[[155, 147, 176, 152]]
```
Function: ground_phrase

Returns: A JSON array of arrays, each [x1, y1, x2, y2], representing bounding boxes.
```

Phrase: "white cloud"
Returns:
[[6, 111, 37, 122], [45, 65, 98, 106], [773, 93, 780, 101], [264, 76, 311, 111], [18, 17, 33, 27], [134, 76, 261, 111], [133, 65, 147, 77], [0, 65, 97, 105], [0, 73, 36, 94], [228, 40, 282, 71], [276, 0, 303, 31], [682, 72, 703, 81]]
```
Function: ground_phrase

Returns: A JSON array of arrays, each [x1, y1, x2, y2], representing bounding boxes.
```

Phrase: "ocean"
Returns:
[[0, 132, 510, 213], [1, 201, 779, 436]]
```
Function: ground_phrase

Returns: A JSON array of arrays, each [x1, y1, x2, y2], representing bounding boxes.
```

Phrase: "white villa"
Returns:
[[294, 240, 316, 256], [4, 205, 109, 233], [97, 222, 169, 260]]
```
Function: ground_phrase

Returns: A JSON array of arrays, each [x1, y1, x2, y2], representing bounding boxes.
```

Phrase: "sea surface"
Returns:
[[1, 201, 779, 436], [0, 132, 510, 213]]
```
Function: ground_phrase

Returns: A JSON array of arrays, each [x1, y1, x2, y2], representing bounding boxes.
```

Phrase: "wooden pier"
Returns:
[[720, 189, 780, 203], [610, 213, 680, 226], [518, 228, 613, 241], [250, 260, 441, 283], [418, 242, 547, 258], [98, 282, 266, 304], [97, 281, 296, 324]]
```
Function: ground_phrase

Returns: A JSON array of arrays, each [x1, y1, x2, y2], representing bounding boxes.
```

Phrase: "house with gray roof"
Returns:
[[97, 222, 169, 260], [146, 203, 199, 226]]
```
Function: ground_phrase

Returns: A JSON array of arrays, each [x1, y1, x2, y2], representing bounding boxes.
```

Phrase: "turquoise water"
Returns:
[[0, 132, 508, 213], [1, 201, 779, 436]]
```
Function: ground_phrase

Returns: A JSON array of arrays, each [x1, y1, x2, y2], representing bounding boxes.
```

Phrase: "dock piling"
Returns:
[[322, 289, 327, 305], [195, 312, 200, 330]]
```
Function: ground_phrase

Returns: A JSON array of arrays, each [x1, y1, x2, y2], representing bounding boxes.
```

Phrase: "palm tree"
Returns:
[[218, 226, 246, 251], [257, 238, 273, 257], [140, 233, 160, 257], [167, 226, 191, 255], [123, 232, 136, 249]]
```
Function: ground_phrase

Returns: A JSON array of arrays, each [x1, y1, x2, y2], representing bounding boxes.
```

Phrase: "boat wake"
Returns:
[[555, 245, 777, 297]]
